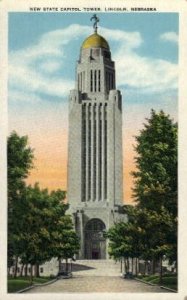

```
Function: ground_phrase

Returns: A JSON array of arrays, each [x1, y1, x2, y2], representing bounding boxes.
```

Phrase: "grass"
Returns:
[[136, 274, 177, 291], [8, 276, 52, 293]]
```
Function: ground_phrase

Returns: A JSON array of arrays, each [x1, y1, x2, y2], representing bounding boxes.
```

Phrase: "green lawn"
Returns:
[[8, 276, 52, 293], [137, 274, 177, 291]]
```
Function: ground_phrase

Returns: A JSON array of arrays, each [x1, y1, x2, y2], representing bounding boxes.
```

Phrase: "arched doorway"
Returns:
[[84, 218, 106, 259]]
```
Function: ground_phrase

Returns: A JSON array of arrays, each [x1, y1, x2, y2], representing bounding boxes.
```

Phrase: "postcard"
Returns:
[[0, 0, 187, 299]]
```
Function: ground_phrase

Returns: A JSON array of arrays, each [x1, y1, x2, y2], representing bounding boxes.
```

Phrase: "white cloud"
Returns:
[[115, 52, 178, 92], [9, 63, 74, 98], [9, 90, 43, 104], [160, 32, 178, 44], [40, 61, 62, 73], [9, 24, 90, 103], [102, 28, 143, 50], [9, 24, 178, 105]]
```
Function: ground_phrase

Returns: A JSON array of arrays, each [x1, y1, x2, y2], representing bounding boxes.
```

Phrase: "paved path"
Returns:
[[25, 260, 168, 293], [25, 275, 167, 293]]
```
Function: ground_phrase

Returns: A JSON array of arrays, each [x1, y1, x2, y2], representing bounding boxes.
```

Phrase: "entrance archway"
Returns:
[[84, 218, 106, 259]]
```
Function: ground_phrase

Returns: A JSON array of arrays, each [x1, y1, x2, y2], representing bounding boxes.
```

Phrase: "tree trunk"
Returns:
[[25, 264, 28, 277], [144, 260, 147, 275], [124, 258, 127, 273], [13, 256, 18, 278], [20, 264, 24, 277], [152, 258, 156, 274], [35, 263, 40, 277], [159, 256, 163, 285], [58, 258, 62, 273], [127, 258, 130, 272], [135, 258, 138, 276], [131, 258, 134, 274], [175, 260, 178, 275], [65, 259, 68, 273], [30, 265, 33, 284]]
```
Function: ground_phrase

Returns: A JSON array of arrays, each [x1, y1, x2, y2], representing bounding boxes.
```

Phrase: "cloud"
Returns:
[[9, 63, 73, 98], [40, 61, 62, 73], [112, 31, 178, 93], [8, 90, 43, 104], [160, 32, 178, 44], [102, 28, 143, 50], [9, 24, 178, 105], [115, 52, 178, 93]]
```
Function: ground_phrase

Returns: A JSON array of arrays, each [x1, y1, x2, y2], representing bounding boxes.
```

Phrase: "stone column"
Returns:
[[101, 103, 105, 201], [91, 103, 94, 201], [96, 103, 99, 201], [79, 211, 84, 259], [85, 103, 89, 202]]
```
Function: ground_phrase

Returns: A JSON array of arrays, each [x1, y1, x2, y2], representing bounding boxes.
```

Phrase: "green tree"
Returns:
[[107, 110, 177, 283], [8, 131, 34, 191], [14, 184, 79, 280], [132, 110, 178, 281], [8, 132, 79, 279], [8, 131, 34, 275], [132, 110, 177, 217], [106, 206, 143, 275]]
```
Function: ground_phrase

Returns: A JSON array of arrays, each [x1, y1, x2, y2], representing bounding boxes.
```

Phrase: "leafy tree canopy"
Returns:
[[132, 110, 177, 217]]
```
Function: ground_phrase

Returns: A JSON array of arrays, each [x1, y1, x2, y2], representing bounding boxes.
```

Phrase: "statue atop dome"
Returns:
[[90, 14, 99, 33]]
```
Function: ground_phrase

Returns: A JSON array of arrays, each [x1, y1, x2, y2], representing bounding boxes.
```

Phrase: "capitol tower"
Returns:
[[68, 15, 125, 259]]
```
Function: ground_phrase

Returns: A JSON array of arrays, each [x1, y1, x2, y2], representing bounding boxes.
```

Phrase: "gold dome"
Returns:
[[82, 33, 109, 50]]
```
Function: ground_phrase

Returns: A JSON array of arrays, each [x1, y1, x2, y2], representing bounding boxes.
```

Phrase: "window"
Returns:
[[85, 219, 106, 232], [90, 70, 93, 92], [94, 70, 97, 92], [80, 72, 82, 91], [98, 70, 101, 92], [40, 267, 43, 273]]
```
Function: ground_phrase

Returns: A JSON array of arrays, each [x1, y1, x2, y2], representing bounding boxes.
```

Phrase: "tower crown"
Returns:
[[81, 33, 110, 50]]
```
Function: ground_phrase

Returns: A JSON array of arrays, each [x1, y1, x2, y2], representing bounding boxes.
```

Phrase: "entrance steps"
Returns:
[[71, 259, 122, 277]]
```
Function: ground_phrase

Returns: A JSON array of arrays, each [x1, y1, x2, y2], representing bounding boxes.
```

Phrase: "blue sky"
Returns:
[[9, 13, 178, 106], [9, 13, 178, 62], [8, 12, 179, 201]]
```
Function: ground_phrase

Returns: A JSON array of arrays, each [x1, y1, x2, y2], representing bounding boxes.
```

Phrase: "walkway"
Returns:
[[25, 260, 168, 293]]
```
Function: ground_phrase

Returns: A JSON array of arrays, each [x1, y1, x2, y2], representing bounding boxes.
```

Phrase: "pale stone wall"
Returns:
[[67, 38, 125, 259]]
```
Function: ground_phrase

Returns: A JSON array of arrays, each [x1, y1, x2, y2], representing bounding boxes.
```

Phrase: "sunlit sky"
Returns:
[[8, 12, 178, 204]]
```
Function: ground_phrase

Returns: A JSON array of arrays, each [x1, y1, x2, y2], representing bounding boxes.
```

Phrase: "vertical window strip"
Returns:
[[104, 104, 107, 200], [80, 72, 82, 91], [107, 72, 109, 92], [91, 70, 93, 92], [88, 105, 91, 200], [98, 70, 101, 92], [112, 74, 114, 89], [82, 72, 84, 92], [94, 70, 97, 92], [83, 71, 85, 91], [105, 72, 108, 92], [78, 73, 80, 90]]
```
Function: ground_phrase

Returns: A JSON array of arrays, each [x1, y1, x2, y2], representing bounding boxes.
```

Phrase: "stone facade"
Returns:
[[68, 30, 126, 259]]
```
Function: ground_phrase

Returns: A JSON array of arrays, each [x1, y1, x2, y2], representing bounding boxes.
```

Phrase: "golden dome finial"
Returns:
[[81, 15, 109, 50], [90, 14, 100, 34]]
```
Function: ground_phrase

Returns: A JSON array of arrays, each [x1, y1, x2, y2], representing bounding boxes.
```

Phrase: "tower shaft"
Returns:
[[67, 29, 124, 259]]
